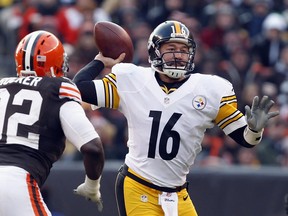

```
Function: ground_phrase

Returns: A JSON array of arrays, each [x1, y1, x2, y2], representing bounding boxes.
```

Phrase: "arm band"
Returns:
[[243, 126, 264, 145], [84, 175, 101, 190], [73, 60, 104, 83], [73, 60, 104, 104]]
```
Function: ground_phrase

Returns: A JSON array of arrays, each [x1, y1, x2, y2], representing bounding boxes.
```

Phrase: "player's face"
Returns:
[[159, 42, 190, 68]]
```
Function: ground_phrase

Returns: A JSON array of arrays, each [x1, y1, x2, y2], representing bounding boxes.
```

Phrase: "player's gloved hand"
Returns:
[[74, 176, 103, 212], [245, 95, 279, 132]]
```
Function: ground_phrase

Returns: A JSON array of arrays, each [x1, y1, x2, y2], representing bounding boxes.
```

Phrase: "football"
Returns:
[[94, 21, 134, 63]]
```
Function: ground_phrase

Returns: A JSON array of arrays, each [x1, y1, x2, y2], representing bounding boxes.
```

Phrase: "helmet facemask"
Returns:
[[151, 42, 195, 79], [60, 52, 69, 77]]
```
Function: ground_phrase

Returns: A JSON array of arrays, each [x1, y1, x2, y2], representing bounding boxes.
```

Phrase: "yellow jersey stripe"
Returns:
[[216, 103, 237, 123], [107, 73, 116, 85], [112, 84, 120, 108], [220, 101, 237, 109], [98, 74, 120, 109], [215, 94, 243, 129], [220, 114, 244, 130], [221, 95, 237, 103], [217, 110, 244, 129], [106, 74, 117, 89]]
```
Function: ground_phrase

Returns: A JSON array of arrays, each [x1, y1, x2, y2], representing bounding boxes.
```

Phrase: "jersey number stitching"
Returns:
[[0, 88, 42, 148], [148, 110, 182, 160]]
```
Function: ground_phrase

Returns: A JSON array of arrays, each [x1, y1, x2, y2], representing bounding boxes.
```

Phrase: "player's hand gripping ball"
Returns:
[[94, 21, 134, 63]]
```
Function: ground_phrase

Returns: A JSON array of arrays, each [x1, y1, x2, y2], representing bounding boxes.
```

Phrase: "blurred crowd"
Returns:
[[1, 0, 288, 167]]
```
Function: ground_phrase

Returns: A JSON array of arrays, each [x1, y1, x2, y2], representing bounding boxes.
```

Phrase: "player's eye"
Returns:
[[180, 47, 189, 53], [167, 48, 175, 52]]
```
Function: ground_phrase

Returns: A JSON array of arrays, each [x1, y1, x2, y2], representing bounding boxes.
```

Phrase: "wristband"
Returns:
[[84, 175, 101, 190], [243, 126, 264, 145]]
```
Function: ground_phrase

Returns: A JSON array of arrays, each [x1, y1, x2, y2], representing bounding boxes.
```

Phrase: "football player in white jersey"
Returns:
[[73, 21, 279, 216], [0, 30, 104, 216]]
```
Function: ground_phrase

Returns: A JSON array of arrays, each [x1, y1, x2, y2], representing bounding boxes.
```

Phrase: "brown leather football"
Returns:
[[94, 21, 134, 63]]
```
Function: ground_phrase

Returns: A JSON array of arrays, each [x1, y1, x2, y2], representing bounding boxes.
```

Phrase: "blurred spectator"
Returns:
[[0, 0, 13, 9], [196, 49, 220, 75], [273, 45, 288, 93], [184, 0, 207, 21], [239, 82, 261, 112], [220, 28, 251, 59], [68, 20, 98, 78], [250, 12, 287, 90], [237, 147, 260, 166], [221, 136, 241, 165], [218, 48, 253, 103], [129, 20, 152, 43], [71, 103, 119, 160], [279, 0, 288, 27], [111, 0, 144, 28], [257, 118, 287, 165], [146, 0, 187, 28], [18, 0, 76, 43], [0, 0, 34, 55], [253, 12, 287, 66], [237, 0, 255, 29], [99, 109, 128, 160], [278, 80, 288, 121], [216, 28, 252, 93], [195, 129, 226, 167], [201, 0, 232, 26], [261, 82, 279, 101], [200, 3, 238, 54], [18, 0, 111, 46], [239, 0, 271, 39], [133, 37, 150, 66]]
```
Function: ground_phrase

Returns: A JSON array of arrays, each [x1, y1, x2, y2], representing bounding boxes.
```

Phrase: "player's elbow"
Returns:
[[81, 138, 104, 159]]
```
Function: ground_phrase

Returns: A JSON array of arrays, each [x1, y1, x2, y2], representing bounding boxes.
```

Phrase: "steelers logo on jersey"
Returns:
[[192, 95, 206, 110]]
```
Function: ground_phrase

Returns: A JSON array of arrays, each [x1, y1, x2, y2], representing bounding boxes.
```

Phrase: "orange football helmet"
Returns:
[[15, 30, 69, 77]]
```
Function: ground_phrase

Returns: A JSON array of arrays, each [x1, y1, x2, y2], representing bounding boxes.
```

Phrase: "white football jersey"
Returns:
[[92, 63, 247, 187]]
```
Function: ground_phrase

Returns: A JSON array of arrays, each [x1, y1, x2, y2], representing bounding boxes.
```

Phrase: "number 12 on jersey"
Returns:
[[0, 88, 42, 147]]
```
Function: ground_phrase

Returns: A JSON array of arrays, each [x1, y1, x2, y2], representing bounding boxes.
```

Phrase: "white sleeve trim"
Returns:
[[91, 80, 105, 110], [60, 101, 99, 150], [243, 126, 264, 145]]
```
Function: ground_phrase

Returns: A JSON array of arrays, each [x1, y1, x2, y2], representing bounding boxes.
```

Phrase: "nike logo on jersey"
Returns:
[[59, 82, 82, 103], [183, 195, 188, 201]]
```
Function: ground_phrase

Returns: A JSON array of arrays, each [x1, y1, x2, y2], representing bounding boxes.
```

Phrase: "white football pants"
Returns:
[[0, 166, 51, 216]]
